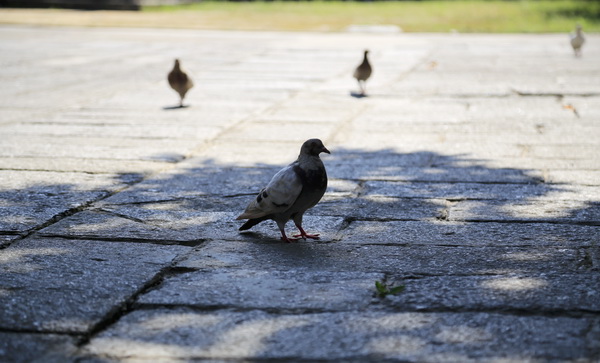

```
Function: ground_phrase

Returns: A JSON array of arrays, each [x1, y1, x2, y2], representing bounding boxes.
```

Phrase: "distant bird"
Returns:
[[168, 59, 194, 107], [353, 50, 372, 96], [237, 139, 330, 242], [570, 24, 585, 57]]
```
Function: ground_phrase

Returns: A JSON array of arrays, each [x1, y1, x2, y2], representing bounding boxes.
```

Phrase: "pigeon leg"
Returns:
[[278, 222, 298, 243], [293, 224, 320, 240]]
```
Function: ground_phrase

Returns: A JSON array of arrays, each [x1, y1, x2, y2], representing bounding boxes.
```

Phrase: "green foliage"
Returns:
[[375, 280, 405, 298], [142, 0, 600, 33]]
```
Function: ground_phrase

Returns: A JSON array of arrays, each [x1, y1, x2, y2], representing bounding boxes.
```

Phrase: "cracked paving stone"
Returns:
[[0, 332, 79, 363], [0, 170, 130, 233], [0, 234, 19, 248], [82, 308, 599, 361], [450, 199, 600, 224], [0, 237, 189, 332], [384, 273, 600, 313], [176, 240, 586, 276], [38, 209, 343, 243], [139, 269, 383, 311], [341, 220, 600, 247]]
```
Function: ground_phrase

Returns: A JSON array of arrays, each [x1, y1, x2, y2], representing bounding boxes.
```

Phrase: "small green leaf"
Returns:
[[375, 281, 386, 294]]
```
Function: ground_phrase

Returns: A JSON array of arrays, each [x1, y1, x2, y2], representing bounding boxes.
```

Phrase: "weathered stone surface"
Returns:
[[330, 158, 544, 183], [98, 165, 281, 205], [0, 234, 19, 248], [0, 156, 170, 175], [140, 269, 383, 311], [176, 240, 586, 275], [1, 25, 599, 362], [341, 220, 600, 247], [362, 180, 587, 201], [450, 199, 600, 224], [84, 308, 599, 361], [0, 332, 78, 363], [0, 237, 189, 332], [39, 209, 344, 243], [385, 273, 600, 312], [314, 196, 447, 220], [0, 170, 131, 233]]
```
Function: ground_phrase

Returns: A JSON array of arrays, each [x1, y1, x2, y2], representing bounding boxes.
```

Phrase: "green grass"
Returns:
[[142, 0, 600, 33]]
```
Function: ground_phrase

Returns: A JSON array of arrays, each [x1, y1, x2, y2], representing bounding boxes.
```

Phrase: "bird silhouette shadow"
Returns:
[[162, 104, 191, 110], [350, 91, 368, 99]]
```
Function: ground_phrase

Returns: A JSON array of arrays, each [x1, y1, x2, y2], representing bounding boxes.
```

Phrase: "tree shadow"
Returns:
[[1, 148, 599, 361]]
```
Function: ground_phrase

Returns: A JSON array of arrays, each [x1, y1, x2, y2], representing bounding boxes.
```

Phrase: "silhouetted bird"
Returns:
[[168, 59, 194, 107], [570, 24, 585, 57], [237, 139, 330, 242], [353, 50, 372, 96]]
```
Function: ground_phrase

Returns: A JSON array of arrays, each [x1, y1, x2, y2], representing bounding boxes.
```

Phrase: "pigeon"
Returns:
[[570, 24, 585, 57], [168, 59, 194, 107], [237, 139, 330, 242], [353, 50, 372, 95]]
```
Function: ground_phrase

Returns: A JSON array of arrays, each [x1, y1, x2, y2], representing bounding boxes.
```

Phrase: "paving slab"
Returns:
[[176, 240, 586, 276], [314, 195, 447, 220], [0, 170, 132, 234], [341, 219, 600, 247], [39, 208, 344, 243], [139, 269, 383, 311], [0, 237, 189, 332], [83, 308, 600, 362], [362, 180, 574, 200], [0, 332, 79, 363], [449, 199, 600, 224], [385, 273, 600, 313]]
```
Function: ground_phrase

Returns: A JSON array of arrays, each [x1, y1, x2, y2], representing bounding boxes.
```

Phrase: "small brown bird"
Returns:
[[570, 24, 585, 57], [353, 50, 372, 96], [237, 139, 330, 243], [168, 59, 194, 107]]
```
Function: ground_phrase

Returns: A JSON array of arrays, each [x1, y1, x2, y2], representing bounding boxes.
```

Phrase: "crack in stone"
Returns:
[[34, 234, 207, 247], [75, 248, 197, 347]]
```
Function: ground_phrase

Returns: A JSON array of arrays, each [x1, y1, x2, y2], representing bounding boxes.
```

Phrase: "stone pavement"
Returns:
[[1, 25, 599, 362]]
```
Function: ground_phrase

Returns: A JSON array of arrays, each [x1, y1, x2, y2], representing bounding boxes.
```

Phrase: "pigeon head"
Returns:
[[301, 139, 330, 157], [174, 59, 181, 68], [364, 50, 369, 55]]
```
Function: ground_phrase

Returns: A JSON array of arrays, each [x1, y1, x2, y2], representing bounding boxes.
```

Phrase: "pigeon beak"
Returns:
[[322, 146, 331, 154]]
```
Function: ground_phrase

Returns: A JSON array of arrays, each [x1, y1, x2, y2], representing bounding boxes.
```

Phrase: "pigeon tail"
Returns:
[[239, 216, 268, 231]]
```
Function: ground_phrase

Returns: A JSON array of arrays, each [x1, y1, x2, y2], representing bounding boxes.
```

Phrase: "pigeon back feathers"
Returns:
[[236, 165, 303, 220]]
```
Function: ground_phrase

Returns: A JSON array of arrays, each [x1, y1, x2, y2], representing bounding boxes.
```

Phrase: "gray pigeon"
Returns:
[[237, 139, 330, 242], [570, 24, 585, 57], [168, 59, 194, 107], [353, 50, 372, 95]]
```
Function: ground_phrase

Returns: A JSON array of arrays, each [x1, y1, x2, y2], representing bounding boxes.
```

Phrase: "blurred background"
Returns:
[[0, 0, 598, 33]]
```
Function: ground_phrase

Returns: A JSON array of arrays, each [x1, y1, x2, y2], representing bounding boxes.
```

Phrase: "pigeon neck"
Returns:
[[298, 153, 320, 163]]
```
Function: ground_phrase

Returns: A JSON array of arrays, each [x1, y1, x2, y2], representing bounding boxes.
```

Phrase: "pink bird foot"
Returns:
[[293, 226, 321, 240]]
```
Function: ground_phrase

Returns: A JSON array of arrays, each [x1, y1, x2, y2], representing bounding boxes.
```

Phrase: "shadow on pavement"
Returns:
[[1, 148, 599, 361]]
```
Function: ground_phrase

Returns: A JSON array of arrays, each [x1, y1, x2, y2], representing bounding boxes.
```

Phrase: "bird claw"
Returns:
[[281, 236, 300, 243], [292, 233, 320, 240]]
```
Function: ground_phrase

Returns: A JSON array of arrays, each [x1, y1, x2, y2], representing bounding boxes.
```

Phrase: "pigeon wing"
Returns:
[[236, 164, 303, 220]]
